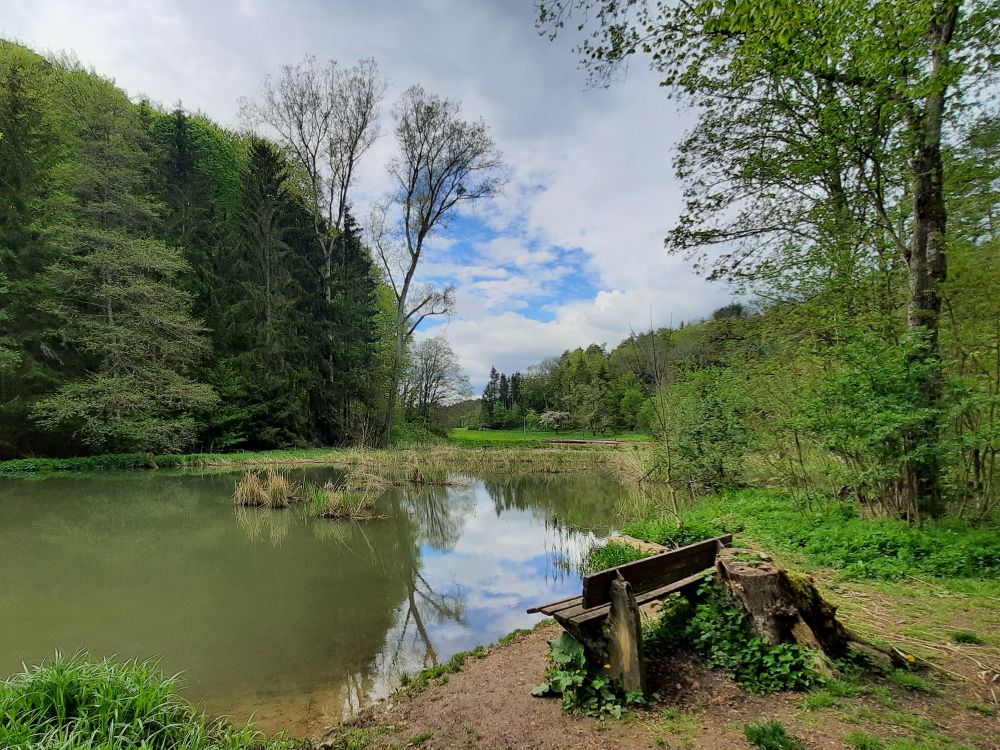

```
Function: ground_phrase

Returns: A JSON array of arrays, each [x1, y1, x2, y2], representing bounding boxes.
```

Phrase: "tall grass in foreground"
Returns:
[[0, 653, 300, 750]]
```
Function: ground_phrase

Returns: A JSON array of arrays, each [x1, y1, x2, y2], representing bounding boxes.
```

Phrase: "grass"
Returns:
[[744, 720, 804, 750], [447, 427, 651, 446], [308, 468, 391, 520], [630, 489, 1000, 581], [233, 468, 299, 508], [0, 443, 632, 480], [582, 540, 651, 573], [0, 652, 301, 750], [846, 731, 885, 750]]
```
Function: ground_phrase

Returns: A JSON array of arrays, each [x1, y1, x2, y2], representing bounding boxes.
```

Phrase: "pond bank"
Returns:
[[0, 443, 640, 478], [321, 582, 997, 750]]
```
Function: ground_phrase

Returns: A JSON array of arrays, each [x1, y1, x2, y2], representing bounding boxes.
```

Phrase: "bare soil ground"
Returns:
[[319, 617, 999, 750]]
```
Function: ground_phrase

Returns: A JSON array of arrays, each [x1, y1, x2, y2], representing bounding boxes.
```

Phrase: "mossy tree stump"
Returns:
[[715, 548, 851, 667]]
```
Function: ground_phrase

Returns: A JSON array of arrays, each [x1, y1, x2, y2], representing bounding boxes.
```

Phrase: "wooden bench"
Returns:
[[528, 534, 733, 692]]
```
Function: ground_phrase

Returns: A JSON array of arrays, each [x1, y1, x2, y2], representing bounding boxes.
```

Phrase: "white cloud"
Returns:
[[2, 0, 734, 389]]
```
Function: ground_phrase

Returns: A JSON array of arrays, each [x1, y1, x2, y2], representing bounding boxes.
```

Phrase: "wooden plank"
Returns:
[[526, 594, 580, 614], [529, 595, 584, 616], [567, 570, 711, 627], [581, 534, 732, 609]]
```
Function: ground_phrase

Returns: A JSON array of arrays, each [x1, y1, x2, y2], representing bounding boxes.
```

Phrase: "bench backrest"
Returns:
[[581, 534, 732, 609]]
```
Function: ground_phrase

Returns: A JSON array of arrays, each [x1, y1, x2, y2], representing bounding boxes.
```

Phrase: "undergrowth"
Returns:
[[0, 652, 301, 750], [629, 490, 1000, 580], [644, 586, 825, 693], [532, 632, 646, 718]]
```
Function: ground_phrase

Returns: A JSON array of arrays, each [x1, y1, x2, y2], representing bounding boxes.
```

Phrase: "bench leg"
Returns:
[[605, 573, 646, 694]]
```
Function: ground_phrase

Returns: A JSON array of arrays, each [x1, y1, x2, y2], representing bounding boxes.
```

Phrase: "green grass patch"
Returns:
[[949, 631, 982, 645], [887, 669, 936, 694], [583, 541, 651, 573], [408, 731, 433, 746], [965, 702, 996, 715], [640, 489, 1000, 580], [846, 731, 885, 750], [0, 652, 300, 750], [326, 725, 391, 750], [744, 720, 804, 750]]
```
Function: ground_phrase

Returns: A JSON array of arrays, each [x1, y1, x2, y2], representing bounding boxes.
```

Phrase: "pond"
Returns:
[[0, 468, 627, 735]]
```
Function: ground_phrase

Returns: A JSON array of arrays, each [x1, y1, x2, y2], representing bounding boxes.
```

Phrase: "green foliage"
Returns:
[[656, 490, 1000, 580], [531, 633, 645, 718], [743, 720, 804, 750], [685, 584, 824, 693], [0, 41, 390, 459], [620, 518, 724, 549], [642, 594, 695, 659], [582, 541, 650, 573], [798, 333, 952, 516], [0, 652, 298, 750]]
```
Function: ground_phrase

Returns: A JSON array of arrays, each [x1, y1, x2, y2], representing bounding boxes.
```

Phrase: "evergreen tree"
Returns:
[[325, 210, 381, 439], [31, 67, 216, 453], [481, 366, 500, 425]]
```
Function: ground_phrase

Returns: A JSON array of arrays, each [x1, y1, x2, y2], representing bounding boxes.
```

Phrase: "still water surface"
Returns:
[[0, 469, 624, 734]]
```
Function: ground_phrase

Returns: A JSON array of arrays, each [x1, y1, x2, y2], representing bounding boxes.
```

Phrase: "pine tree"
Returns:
[[326, 210, 380, 438], [481, 366, 500, 425], [31, 68, 216, 453]]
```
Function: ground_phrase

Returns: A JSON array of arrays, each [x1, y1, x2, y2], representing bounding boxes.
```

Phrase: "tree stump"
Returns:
[[715, 548, 851, 668]]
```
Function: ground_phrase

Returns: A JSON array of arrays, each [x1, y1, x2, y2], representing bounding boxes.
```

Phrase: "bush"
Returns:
[[639, 583, 824, 693], [0, 652, 299, 750]]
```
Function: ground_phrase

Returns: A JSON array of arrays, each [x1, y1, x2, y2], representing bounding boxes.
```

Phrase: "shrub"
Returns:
[[532, 633, 645, 718]]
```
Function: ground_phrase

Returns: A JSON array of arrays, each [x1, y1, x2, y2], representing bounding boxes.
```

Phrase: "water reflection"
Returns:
[[0, 469, 623, 735]]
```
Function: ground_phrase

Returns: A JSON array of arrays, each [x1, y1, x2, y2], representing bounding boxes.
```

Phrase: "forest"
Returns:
[[0, 41, 499, 458]]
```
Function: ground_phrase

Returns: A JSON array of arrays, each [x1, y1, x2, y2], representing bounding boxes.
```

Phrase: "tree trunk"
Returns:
[[901, 4, 958, 519]]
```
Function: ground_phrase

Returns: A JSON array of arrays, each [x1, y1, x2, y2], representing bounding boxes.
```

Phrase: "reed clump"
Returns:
[[309, 468, 391, 521], [233, 467, 300, 508]]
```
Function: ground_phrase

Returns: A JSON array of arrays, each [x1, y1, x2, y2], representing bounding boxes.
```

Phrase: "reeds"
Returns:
[[232, 467, 299, 508], [308, 467, 391, 521]]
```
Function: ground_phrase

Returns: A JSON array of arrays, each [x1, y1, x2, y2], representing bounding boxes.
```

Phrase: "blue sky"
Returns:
[[2, 0, 734, 389]]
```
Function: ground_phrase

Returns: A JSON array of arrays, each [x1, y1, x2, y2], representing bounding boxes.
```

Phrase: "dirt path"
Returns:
[[319, 621, 997, 750]]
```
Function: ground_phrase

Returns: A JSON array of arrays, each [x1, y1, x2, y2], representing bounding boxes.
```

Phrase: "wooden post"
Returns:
[[603, 572, 646, 694]]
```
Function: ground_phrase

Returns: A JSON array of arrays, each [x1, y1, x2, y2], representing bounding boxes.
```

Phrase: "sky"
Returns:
[[2, 0, 733, 389]]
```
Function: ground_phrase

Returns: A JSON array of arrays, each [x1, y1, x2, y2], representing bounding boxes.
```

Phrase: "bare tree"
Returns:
[[373, 85, 505, 445], [240, 55, 386, 299], [400, 336, 472, 421]]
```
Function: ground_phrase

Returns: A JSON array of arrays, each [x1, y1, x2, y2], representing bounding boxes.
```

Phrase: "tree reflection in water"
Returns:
[[221, 470, 623, 723]]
